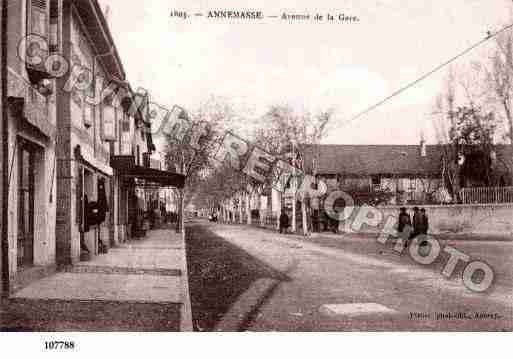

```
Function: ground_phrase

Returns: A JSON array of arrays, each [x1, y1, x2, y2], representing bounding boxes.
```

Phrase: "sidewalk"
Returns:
[[0, 228, 192, 331]]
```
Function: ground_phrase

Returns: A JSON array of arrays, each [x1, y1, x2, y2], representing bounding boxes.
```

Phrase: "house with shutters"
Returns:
[[299, 141, 445, 205], [303, 143, 512, 202], [272, 140, 513, 215]]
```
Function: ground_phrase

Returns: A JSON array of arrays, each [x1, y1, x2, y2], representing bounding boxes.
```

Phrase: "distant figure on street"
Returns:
[[311, 209, 320, 233], [279, 209, 290, 234], [148, 208, 156, 229], [328, 211, 339, 233]]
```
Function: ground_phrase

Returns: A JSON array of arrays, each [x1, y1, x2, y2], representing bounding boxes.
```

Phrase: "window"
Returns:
[[409, 179, 417, 191], [121, 117, 130, 132], [17, 141, 37, 267], [26, 0, 50, 76], [28, 0, 48, 37], [371, 176, 380, 186], [83, 102, 93, 128], [49, 0, 59, 53], [101, 104, 116, 141]]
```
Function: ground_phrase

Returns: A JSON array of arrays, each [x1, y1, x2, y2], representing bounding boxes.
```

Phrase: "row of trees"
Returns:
[[162, 95, 333, 235]]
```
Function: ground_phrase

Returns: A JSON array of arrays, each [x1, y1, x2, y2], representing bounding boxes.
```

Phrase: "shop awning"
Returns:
[[75, 145, 114, 177], [111, 155, 185, 188]]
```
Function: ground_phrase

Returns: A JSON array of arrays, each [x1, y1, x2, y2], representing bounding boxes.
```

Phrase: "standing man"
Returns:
[[397, 207, 411, 233], [420, 208, 429, 234], [419, 208, 429, 247], [411, 207, 422, 239], [279, 209, 289, 234], [397, 207, 411, 247]]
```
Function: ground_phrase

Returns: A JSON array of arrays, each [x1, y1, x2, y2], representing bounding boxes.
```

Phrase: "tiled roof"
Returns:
[[301, 144, 513, 177]]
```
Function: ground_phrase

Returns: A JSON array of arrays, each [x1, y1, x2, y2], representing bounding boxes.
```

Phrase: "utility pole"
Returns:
[[1, 0, 10, 298], [291, 140, 297, 233]]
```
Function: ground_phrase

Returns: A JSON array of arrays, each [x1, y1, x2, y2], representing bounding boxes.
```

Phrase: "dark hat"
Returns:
[[400, 207, 406, 211], [420, 208, 426, 212], [413, 206, 419, 211]]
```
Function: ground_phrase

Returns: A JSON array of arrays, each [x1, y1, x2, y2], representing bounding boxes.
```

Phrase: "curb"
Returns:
[[220, 222, 513, 242], [178, 228, 194, 332]]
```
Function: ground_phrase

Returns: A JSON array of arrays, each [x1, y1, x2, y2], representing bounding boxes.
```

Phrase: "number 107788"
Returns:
[[44, 341, 75, 350]]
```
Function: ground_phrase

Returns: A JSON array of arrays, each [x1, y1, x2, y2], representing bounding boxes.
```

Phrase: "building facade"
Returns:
[[54, 0, 126, 265], [0, 0, 185, 297], [3, 0, 60, 291]]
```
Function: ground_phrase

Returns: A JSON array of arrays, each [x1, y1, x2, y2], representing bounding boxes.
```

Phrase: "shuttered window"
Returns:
[[49, 0, 59, 52], [28, 0, 48, 37], [26, 0, 49, 76]]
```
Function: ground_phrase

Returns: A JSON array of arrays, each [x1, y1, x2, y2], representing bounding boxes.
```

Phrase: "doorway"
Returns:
[[17, 142, 36, 269]]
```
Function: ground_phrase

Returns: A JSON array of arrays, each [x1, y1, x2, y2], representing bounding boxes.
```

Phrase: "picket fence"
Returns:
[[459, 186, 513, 204]]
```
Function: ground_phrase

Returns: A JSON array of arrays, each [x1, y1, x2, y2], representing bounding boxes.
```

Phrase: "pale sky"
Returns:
[[98, 0, 512, 148]]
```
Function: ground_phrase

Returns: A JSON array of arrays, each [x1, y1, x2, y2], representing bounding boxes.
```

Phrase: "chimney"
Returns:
[[419, 132, 427, 157]]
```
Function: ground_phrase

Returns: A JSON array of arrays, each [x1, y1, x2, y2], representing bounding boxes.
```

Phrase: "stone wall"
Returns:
[[340, 204, 513, 237]]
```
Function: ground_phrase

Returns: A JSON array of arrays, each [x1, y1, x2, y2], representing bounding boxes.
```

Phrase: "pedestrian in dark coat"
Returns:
[[397, 207, 411, 233], [279, 210, 289, 234], [411, 207, 422, 239], [420, 208, 429, 234], [418, 208, 430, 247]]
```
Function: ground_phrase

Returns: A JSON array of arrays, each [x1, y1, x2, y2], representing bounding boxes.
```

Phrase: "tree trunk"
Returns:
[[276, 191, 282, 230], [291, 193, 296, 233], [246, 192, 251, 225], [267, 191, 272, 228], [507, 112, 513, 185], [238, 193, 243, 224], [176, 189, 184, 235], [301, 197, 308, 236], [259, 195, 264, 227]]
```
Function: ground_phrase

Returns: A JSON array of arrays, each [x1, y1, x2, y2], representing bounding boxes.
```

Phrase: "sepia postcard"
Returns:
[[0, 0, 512, 356]]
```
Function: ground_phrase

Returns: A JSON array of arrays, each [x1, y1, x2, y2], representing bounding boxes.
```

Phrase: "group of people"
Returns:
[[397, 206, 429, 245], [279, 208, 338, 234], [279, 206, 430, 240]]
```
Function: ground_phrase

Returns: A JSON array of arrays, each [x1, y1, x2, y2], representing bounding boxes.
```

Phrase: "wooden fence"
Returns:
[[460, 186, 513, 204]]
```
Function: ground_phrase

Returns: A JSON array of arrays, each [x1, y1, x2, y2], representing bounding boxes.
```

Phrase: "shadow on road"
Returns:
[[185, 223, 291, 331]]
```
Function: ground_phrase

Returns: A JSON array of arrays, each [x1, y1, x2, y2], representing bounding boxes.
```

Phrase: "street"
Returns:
[[185, 220, 513, 331]]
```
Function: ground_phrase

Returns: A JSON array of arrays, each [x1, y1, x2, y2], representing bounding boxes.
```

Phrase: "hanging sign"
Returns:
[[101, 104, 117, 142]]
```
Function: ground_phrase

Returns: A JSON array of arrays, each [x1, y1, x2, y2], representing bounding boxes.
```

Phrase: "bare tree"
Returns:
[[164, 96, 237, 233], [487, 28, 513, 183], [432, 70, 462, 202], [489, 29, 513, 145]]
